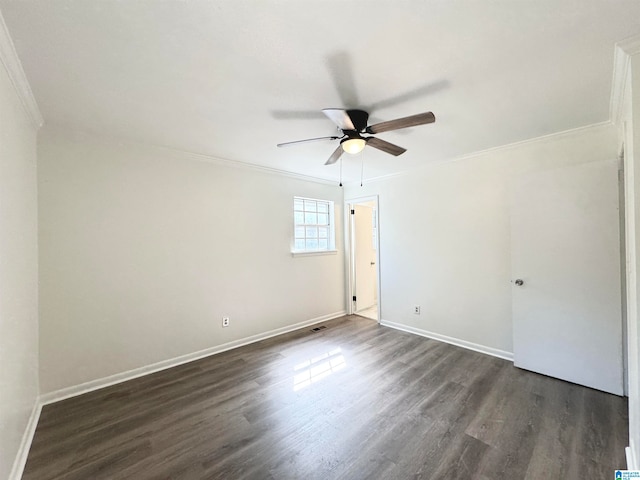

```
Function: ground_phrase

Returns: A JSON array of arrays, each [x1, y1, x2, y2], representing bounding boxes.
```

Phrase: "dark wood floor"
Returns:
[[23, 315, 628, 479]]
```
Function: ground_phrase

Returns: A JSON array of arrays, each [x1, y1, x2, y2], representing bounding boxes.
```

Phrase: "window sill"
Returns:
[[291, 250, 338, 257]]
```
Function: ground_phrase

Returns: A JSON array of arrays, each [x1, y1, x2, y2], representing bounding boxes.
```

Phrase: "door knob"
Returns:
[[514, 279, 524, 286], [370, 262, 376, 266]]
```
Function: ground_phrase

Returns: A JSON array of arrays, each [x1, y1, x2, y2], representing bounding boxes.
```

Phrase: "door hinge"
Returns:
[[353, 295, 357, 302], [351, 209, 355, 215]]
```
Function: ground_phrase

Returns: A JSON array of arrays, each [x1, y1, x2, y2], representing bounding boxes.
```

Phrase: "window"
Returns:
[[293, 197, 336, 254]]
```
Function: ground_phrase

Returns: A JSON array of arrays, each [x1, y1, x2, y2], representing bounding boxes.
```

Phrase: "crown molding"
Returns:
[[0, 10, 43, 129], [350, 120, 615, 187], [42, 124, 340, 187], [610, 34, 640, 126], [164, 146, 340, 186]]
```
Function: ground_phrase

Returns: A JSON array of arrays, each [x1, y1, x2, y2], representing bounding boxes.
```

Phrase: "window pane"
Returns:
[[293, 197, 335, 253]]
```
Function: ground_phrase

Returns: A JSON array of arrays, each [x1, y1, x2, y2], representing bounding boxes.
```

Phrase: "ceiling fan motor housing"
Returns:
[[345, 109, 369, 132]]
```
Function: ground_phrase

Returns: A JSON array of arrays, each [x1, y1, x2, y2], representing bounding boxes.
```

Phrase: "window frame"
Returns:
[[292, 196, 337, 256]]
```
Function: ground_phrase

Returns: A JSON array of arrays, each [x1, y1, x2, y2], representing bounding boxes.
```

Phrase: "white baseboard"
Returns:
[[9, 401, 42, 480], [380, 319, 514, 362], [12, 311, 343, 478], [40, 310, 346, 405], [627, 444, 638, 470]]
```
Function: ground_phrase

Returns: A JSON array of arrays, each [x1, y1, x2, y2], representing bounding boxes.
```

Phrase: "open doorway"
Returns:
[[346, 196, 380, 322]]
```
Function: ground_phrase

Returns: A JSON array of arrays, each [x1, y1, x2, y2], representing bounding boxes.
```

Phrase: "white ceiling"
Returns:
[[2, 0, 640, 183]]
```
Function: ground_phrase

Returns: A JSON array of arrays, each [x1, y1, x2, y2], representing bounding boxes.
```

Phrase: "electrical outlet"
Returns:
[[222, 317, 230, 327], [414, 305, 421, 315]]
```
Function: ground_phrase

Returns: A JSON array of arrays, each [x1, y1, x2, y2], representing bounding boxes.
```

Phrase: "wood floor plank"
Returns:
[[22, 315, 628, 479]]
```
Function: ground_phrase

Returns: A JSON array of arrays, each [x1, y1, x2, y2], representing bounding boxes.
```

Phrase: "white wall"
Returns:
[[622, 50, 640, 469], [632, 52, 640, 470], [345, 122, 618, 356], [0, 38, 39, 480], [37, 129, 345, 394]]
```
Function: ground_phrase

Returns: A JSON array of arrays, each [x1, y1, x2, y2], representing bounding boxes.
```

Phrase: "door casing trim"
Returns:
[[344, 195, 381, 323]]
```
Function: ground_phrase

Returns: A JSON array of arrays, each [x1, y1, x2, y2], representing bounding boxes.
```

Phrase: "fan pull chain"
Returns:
[[339, 157, 343, 187], [360, 155, 364, 187]]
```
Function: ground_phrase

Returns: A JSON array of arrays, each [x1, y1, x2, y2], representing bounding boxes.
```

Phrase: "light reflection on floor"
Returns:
[[293, 348, 346, 391]]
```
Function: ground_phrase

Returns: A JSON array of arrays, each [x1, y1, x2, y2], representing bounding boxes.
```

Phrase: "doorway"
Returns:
[[346, 196, 380, 322]]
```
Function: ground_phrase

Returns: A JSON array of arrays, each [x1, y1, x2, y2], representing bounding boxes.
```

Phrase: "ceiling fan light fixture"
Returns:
[[341, 138, 366, 154]]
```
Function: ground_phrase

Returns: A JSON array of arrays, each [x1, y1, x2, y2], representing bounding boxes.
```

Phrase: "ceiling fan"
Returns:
[[277, 108, 436, 165]]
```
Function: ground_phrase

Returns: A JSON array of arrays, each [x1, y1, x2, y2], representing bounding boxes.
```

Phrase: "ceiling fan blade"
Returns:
[[322, 108, 355, 130], [366, 111, 435, 134], [326, 51, 359, 108], [277, 136, 341, 147], [365, 137, 407, 156], [325, 144, 344, 165]]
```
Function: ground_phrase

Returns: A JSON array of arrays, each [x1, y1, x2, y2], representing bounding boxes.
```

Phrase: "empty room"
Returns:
[[3, 1, 640, 479]]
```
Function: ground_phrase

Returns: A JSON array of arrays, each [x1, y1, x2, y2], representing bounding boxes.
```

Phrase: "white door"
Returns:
[[354, 205, 376, 312], [510, 160, 623, 395]]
